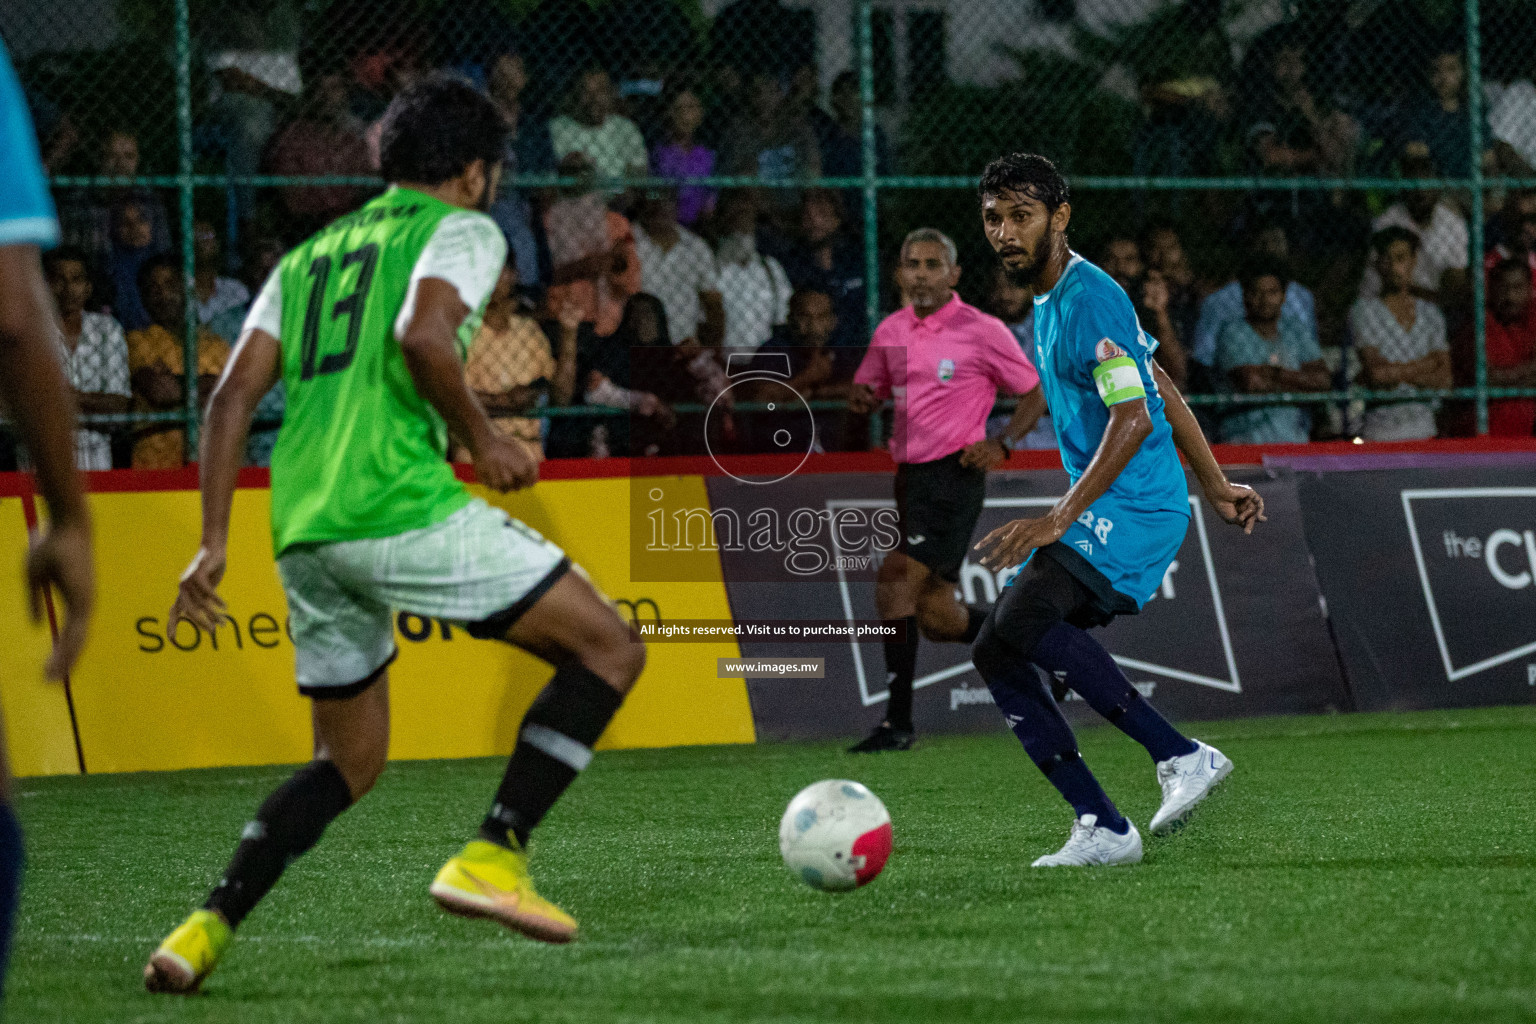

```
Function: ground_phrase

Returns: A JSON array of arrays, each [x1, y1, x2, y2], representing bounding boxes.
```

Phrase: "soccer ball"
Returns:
[[778, 780, 893, 891]]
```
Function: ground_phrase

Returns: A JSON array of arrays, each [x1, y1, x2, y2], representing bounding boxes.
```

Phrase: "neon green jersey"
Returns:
[[251, 187, 506, 554]]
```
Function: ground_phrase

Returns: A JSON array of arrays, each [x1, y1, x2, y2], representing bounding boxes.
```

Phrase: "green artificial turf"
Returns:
[[9, 706, 1536, 1023]]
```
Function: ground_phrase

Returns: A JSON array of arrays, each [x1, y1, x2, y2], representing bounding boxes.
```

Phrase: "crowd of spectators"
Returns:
[[22, 3, 1536, 468]]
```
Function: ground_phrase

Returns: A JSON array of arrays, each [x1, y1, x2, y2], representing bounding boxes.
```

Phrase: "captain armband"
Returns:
[[1091, 356, 1146, 407]]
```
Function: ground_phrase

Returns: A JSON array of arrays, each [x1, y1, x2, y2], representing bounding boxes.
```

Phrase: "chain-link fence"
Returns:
[[7, 0, 1536, 465]]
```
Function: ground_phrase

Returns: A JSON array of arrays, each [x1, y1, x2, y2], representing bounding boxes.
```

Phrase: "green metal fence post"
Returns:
[[857, 0, 883, 451], [1467, 0, 1489, 435], [175, 0, 199, 458]]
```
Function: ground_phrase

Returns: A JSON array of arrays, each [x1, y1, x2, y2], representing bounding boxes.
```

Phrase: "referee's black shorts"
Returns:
[[893, 449, 988, 584]]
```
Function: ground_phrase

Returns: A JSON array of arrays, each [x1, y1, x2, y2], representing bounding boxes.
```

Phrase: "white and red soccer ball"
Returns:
[[778, 780, 893, 891]]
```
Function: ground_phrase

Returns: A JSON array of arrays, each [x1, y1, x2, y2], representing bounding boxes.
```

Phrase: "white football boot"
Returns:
[[1148, 740, 1233, 835], [1031, 814, 1143, 867]]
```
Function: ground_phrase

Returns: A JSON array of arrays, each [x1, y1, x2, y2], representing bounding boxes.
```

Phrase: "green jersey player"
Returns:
[[146, 76, 646, 993]]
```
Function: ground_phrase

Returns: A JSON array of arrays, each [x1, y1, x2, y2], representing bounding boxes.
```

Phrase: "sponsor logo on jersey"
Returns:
[[937, 358, 955, 382], [1095, 338, 1126, 362]]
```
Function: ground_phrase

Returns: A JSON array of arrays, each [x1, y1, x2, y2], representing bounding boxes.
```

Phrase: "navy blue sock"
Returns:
[[0, 804, 23, 995], [975, 657, 1127, 833], [1031, 622, 1198, 763]]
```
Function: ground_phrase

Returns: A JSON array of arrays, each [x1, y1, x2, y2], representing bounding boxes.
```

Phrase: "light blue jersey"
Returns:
[[0, 41, 58, 249], [1028, 254, 1190, 605]]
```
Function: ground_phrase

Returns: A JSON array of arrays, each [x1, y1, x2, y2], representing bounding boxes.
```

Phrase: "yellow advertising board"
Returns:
[[4, 475, 752, 776]]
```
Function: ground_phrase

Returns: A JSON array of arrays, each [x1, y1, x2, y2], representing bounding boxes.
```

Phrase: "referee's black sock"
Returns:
[[883, 616, 919, 732], [480, 661, 626, 850], [204, 760, 354, 929]]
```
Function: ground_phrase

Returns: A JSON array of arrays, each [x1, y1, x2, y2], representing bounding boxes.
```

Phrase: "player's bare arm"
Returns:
[[960, 386, 1046, 469], [398, 276, 537, 493], [1152, 361, 1265, 534], [975, 397, 1150, 569], [170, 325, 281, 635], [1010, 385, 1048, 438], [0, 244, 94, 679]]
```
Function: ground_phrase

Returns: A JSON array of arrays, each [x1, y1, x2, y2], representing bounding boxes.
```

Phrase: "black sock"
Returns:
[[205, 760, 353, 929], [882, 615, 919, 732], [0, 804, 22, 993], [480, 662, 626, 849], [961, 604, 989, 645]]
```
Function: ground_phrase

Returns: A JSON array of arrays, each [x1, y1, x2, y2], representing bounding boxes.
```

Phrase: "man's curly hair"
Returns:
[[978, 152, 1070, 210]]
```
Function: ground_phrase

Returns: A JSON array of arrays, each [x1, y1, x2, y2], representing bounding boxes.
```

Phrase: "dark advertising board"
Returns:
[[709, 468, 1347, 741], [1298, 468, 1536, 711]]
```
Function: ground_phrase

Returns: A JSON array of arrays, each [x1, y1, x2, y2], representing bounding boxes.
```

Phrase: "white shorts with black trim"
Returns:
[[277, 498, 569, 697]]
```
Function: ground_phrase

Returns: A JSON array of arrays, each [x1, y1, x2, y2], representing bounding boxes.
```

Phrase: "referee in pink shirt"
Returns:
[[847, 228, 1046, 752]]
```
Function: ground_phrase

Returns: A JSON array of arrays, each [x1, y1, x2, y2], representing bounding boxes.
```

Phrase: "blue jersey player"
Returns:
[[0, 39, 98, 986], [971, 153, 1264, 867]]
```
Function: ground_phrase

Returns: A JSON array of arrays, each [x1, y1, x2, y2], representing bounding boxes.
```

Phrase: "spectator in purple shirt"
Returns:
[[651, 88, 716, 228]]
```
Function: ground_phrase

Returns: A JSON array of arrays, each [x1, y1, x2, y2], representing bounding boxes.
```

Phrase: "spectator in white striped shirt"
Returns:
[[633, 189, 723, 348], [1349, 226, 1452, 441], [44, 247, 132, 469], [714, 189, 791, 350]]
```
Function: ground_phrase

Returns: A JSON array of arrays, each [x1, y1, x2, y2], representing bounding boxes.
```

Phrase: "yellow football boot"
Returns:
[[144, 909, 232, 993], [430, 839, 577, 944]]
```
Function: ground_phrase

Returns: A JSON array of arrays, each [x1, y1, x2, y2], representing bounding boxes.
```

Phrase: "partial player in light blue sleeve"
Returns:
[[0, 40, 60, 249], [0, 38, 80, 999]]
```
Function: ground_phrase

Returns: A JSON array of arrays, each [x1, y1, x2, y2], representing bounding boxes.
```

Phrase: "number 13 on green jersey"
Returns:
[[240, 187, 506, 556]]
